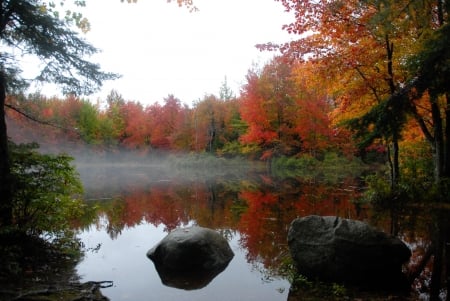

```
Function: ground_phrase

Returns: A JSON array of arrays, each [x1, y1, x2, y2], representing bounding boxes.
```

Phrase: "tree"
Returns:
[[262, 0, 446, 188], [240, 58, 321, 159], [291, 61, 334, 155], [77, 100, 101, 144], [350, 0, 450, 188], [217, 97, 246, 157], [146, 96, 184, 150], [120, 101, 149, 149], [0, 1, 119, 227], [406, 21, 450, 184], [219, 76, 235, 101], [193, 95, 225, 153], [9, 141, 83, 234]]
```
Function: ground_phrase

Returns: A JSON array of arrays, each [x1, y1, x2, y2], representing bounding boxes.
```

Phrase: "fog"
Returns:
[[7, 116, 264, 199], [71, 150, 263, 199]]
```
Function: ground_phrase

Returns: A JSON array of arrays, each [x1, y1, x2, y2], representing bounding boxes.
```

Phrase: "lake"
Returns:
[[73, 159, 443, 301]]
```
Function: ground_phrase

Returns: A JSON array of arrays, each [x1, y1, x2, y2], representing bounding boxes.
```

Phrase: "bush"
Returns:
[[270, 152, 366, 182], [9, 142, 84, 236]]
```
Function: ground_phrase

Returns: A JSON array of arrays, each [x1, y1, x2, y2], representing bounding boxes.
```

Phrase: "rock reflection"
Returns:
[[152, 263, 230, 290]]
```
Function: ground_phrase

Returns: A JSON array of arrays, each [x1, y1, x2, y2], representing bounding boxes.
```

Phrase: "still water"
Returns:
[[74, 160, 444, 300], [74, 161, 365, 300], [77, 219, 289, 300]]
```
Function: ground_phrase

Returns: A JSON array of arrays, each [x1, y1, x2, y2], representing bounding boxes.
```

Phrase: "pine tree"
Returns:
[[0, 0, 119, 226]]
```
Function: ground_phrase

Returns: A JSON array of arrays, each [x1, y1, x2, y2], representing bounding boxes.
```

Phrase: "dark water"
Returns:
[[74, 162, 446, 300]]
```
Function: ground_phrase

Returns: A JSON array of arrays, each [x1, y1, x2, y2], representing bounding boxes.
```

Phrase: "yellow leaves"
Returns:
[[38, 4, 49, 14], [77, 17, 90, 33], [170, 0, 198, 12], [120, 0, 198, 11]]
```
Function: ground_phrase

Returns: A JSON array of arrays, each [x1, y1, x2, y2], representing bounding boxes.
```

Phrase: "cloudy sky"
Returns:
[[37, 0, 294, 106]]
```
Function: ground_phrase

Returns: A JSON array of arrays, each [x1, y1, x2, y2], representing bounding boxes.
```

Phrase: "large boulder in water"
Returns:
[[147, 226, 234, 290], [287, 215, 411, 287]]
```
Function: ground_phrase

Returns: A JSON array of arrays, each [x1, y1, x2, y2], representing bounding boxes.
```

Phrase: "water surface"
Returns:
[[77, 217, 289, 300], [74, 161, 440, 300]]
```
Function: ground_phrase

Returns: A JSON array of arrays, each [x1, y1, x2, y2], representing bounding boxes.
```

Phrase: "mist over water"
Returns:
[[7, 114, 263, 195], [72, 150, 264, 199]]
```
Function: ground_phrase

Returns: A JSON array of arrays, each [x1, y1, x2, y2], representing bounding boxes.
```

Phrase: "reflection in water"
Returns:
[[152, 259, 231, 290], [77, 221, 290, 301], [75, 163, 447, 300], [380, 205, 450, 300]]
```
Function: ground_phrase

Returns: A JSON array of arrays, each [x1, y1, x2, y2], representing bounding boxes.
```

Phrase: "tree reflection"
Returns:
[[79, 174, 364, 277], [370, 204, 450, 300], [237, 176, 364, 277], [74, 164, 449, 299]]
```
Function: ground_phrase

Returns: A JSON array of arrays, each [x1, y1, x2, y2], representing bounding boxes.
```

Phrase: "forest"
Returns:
[[0, 0, 449, 300]]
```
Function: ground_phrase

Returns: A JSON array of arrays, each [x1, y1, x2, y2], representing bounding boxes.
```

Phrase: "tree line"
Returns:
[[6, 58, 369, 158], [7, 54, 429, 169]]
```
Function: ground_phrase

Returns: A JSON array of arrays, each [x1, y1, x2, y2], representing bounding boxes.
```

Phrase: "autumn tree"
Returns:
[[216, 96, 246, 157], [333, 0, 450, 188], [291, 61, 334, 155], [262, 0, 443, 187], [169, 102, 194, 151], [191, 79, 245, 156], [148, 95, 183, 149], [119, 101, 149, 149], [241, 58, 312, 159], [192, 95, 226, 153], [398, 2, 450, 184]]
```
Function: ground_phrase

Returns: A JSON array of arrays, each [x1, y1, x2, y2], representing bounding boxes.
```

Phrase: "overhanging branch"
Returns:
[[5, 103, 80, 136]]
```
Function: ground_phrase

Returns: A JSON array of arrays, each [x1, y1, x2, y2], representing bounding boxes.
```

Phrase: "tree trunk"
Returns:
[[431, 94, 444, 183], [386, 144, 394, 188], [0, 72, 13, 226], [444, 93, 449, 178], [385, 35, 401, 188], [207, 115, 216, 153], [392, 135, 400, 187]]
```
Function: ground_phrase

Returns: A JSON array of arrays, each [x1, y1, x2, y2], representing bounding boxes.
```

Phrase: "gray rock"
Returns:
[[287, 215, 411, 286], [147, 226, 234, 290]]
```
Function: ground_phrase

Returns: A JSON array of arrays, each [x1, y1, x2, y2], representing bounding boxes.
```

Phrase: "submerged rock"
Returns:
[[288, 215, 411, 287], [147, 226, 234, 290]]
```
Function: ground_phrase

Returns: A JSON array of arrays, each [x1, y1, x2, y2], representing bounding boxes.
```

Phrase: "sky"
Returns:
[[36, 0, 293, 106]]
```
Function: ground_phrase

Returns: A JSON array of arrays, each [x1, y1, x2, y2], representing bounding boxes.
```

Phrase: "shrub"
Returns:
[[9, 142, 84, 236]]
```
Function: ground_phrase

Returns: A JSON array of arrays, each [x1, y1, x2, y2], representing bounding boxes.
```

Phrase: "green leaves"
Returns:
[[344, 92, 409, 150], [9, 141, 84, 235], [407, 23, 450, 97]]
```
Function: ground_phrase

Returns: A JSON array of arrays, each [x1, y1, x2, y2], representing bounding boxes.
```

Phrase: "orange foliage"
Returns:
[[291, 61, 334, 153], [240, 58, 336, 157], [120, 101, 149, 149]]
